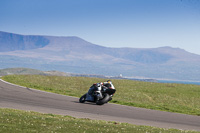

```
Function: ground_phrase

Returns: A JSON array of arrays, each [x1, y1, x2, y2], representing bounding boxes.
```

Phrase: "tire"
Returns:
[[108, 97, 112, 102], [79, 94, 87, 103], [96, 93, 110, 105]]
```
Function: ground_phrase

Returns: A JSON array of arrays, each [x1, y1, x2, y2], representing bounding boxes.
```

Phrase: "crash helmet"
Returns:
[[107, 80, 112, 84]]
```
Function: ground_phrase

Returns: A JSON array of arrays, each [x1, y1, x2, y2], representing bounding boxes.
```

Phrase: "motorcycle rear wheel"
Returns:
[[79, 93, 87, 103]]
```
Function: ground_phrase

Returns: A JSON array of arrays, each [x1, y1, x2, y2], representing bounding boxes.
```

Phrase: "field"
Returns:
[[2, 75, 200, 116], [0, 108, 199, 133]]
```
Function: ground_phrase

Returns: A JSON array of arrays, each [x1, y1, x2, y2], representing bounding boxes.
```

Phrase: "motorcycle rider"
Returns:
[[85, 80, 115, 101], [103, 80, 115, 90]]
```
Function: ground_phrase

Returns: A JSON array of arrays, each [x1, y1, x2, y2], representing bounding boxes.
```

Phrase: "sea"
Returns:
[[157, 80, 200, 85], [114, 76, 200, 85]]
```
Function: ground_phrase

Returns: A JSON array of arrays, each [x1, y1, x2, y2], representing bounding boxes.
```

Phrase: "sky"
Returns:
[[0, 0, 200, 54]]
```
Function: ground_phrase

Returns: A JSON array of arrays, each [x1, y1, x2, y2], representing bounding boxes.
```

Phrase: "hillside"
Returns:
[[0, 68, 71, 77], [0, 68, 107, 78], [0, 31, 49, 52], [0, 68, 45, 76], [1, 31, 200, 81]]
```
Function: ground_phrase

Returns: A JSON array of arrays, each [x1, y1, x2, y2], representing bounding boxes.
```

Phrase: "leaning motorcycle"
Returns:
[[79, 83, 116, 105]]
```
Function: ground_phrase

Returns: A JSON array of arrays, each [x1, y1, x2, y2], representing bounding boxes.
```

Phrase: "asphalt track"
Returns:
[[0, 79, 200, 131]]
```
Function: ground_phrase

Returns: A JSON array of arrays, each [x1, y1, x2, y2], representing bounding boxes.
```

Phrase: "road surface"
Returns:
[[0, 79, 200, 131]]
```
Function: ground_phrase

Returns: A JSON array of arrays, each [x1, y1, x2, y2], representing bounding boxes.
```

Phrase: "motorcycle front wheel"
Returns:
[[96, 93, 110, 105]]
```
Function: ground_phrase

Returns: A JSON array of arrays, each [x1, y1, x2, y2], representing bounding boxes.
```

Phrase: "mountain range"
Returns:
[[1, 31, 200, 81]]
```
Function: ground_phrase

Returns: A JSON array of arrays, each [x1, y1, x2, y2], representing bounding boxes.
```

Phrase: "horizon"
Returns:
[[1, 67, 200, 85], [1, 0, 200, 54]]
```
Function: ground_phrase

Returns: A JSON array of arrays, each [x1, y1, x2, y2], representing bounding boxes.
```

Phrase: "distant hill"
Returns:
[[1, 31, 200, 81], [0, 68, 108, 78], [0, 68, 70, 77], [0, 31, 49, 52], [0, 68, 44, 76]]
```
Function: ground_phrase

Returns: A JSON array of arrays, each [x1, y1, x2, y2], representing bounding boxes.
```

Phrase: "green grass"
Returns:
[[2, 75, 200, 116], [0, 108, 199, 133]]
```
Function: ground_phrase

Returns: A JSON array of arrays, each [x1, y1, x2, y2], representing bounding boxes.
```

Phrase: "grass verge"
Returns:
[[0, 108, 199, 133], [1, 75, 200, 116]]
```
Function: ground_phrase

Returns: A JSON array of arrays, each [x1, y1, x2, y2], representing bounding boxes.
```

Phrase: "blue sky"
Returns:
[[1, 0, 200, 54]]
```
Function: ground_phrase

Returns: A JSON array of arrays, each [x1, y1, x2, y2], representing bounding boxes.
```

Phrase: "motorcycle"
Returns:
[[79, 83, 116, 105]]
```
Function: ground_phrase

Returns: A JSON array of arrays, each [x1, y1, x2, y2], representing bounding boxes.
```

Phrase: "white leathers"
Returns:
[[103, 80, 115, 90]]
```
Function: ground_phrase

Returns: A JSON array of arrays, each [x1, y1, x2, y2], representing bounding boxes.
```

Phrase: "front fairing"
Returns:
[[103, 88, 116, 95]]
